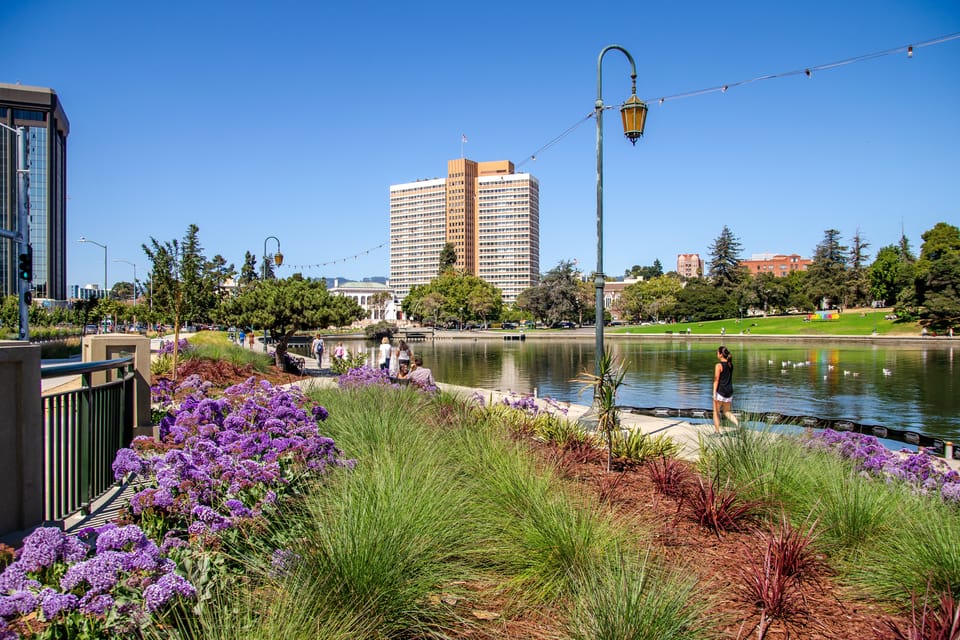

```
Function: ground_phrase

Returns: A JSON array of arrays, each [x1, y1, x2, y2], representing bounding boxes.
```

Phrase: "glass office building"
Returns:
[[1, 83, 69, 300]]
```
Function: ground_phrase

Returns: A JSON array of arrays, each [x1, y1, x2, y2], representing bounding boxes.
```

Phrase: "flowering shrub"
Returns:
[[157, 338, 191, 357], [500, 392, 569, 417], [1, 375, 344, 639], [337, 366, 399, 390], [116, 376, 346, 543], [808, 429, 960, 505], [0, 525, 195, 638]]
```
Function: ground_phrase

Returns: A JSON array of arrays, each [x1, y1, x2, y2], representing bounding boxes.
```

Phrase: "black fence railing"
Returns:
[[620, 406, 957, 460], [40, 356, 136, 521]]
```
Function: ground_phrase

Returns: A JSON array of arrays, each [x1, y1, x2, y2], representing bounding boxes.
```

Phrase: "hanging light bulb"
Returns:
[[805, 69, 811, 78], [721, 85, 728, 93], [907, 45, 914, 58]]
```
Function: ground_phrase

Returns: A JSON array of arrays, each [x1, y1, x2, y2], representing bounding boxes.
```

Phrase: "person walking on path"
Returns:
[[712, 345, 740, 433], [311, 334, 325, 368], [247, 331, 255, 349], [238, 329, 245, 347], [378, 336, 392, 371]]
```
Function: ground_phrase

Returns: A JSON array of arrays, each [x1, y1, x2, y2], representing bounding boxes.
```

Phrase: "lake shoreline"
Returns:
[[416, 328, 956, 347]]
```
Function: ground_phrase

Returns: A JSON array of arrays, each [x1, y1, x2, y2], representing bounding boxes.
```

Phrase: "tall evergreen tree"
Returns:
[[707, 226, 745, 290], [438, 242, 457, 274], [239, 251, 259, 287], [806, 229, 849, 309], [847, 229, 871, 307]]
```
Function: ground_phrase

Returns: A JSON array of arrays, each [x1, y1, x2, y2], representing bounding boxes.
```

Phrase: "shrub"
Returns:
[[611, 429, 680, 463], [807, 429, 960, 506], [683, 472, 764, 537], [151, 354, 172, 377], [330, 351, 367, 375], [738, 514, 825, 615], [647, 456, 693, 499], [885, 586, 960, 640]]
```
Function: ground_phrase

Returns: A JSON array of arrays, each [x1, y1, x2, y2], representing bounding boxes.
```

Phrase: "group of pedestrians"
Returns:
[[311, 335, 350, 369], [378, 336, 433, 386], [310, 335, 432, 383]]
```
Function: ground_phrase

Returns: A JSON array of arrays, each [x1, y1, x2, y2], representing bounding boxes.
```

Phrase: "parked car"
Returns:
[[551, 321, 576, 329], [501, 322, 518, 329]]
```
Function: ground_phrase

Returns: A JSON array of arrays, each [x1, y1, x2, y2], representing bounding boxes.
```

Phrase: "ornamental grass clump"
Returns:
[[115, 375, 345, 545], [0, 524, 195, 638]]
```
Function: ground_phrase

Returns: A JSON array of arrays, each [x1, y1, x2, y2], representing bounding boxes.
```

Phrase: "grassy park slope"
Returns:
[[614, 308, 923, 337]]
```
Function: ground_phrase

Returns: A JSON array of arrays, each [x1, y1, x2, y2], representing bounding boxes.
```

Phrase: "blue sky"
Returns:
[[3, 1, 958, 291]]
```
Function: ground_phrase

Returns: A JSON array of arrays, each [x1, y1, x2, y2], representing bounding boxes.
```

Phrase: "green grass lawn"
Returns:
[[615, 310, 920, 337]]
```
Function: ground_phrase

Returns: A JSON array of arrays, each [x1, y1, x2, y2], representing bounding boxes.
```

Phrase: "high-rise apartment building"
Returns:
[[390, 158, 539, 304], [676, 253, 704, 279], [1, 83, 69, 300]]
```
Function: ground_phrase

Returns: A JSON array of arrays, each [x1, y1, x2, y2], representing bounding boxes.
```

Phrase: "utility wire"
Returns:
[[517, 32, 960, 166]]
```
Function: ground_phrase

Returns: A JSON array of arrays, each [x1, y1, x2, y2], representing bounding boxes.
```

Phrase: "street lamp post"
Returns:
[[594, 44, 648, 378], [79, 237, 108, 298], [261, 236, 284, 351], [0, 122, 30, 340]]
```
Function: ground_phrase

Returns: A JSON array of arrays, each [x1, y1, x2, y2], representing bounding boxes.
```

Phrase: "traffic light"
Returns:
[[18, 246, 32, 281]]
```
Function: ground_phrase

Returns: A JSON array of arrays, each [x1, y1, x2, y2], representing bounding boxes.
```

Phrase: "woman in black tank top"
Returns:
[[712, 345, 741, 433]]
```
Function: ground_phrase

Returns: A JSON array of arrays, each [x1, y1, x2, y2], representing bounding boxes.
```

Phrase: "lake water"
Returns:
[[301, 338, 959, 441]]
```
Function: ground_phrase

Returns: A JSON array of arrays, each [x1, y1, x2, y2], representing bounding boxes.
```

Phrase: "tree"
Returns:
[[846, 229, 871, 307], [674, 279, 736, 321], [218, 275, 365, 367], [517, 260, 583, 325], [624, 259, 664, 280], [467, 287, 499, 327], [806, 229, 849, 309], [368, 291, 392, 321], [438, 242, 457, 274], [708, 226, 745, 290], [619, 275, 682, 322], [179, 224, 216, 325], [238, 251, 259, 287], [914, 222, 960, 331], [870, 245, 913, 307], [206, 254, 236, 305]]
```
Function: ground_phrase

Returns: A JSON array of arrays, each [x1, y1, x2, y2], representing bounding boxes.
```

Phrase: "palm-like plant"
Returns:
[[575, 350, 627, 472]]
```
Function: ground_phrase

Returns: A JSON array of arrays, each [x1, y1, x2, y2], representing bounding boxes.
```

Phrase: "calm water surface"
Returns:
[[320, 338, 959, 440]]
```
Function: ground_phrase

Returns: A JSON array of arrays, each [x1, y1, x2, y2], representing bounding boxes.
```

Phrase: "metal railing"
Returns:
[[40, 356, 135, 521]]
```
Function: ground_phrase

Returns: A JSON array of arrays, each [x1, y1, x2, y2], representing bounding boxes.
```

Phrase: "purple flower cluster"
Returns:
[[499, 392, 569, 417], [808, 429, 960, 504], [0, 524, 195, 635], [337, 366, 399, 390], [117, 376, 346, 540], [157, 338, 191, 356]]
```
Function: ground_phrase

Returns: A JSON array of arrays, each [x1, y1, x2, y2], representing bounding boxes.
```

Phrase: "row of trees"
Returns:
[[609, 222, 959, 330]]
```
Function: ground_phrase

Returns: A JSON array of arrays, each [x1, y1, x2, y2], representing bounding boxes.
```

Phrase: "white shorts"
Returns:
[[715, 393, 732, 403]]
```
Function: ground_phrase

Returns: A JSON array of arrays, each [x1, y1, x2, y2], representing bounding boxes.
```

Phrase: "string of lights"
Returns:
[[517, 32, 960, 166], [281, 241, 389, 271], [281, 32, 959, 274]]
